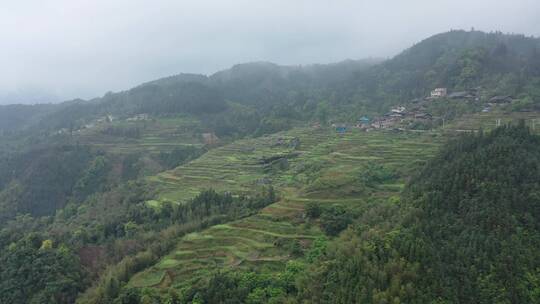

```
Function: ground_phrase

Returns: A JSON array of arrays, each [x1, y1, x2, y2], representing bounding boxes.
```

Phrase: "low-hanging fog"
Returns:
[[1, 0, 539, 104]]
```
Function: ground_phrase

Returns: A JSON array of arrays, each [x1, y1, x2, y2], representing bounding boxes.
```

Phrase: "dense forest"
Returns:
[[0, 30, 539, 303]]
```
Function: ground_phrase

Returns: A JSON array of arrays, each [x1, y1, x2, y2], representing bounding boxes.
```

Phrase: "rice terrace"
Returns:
[[1, 6, 540, 302], [131, 126, 445, 290]]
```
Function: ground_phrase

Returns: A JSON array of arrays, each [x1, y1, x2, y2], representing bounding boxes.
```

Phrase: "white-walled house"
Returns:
[[430, 88, 447, 98]]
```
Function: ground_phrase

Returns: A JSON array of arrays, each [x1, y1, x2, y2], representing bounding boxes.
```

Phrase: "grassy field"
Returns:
[[129, 126, 446, 291]]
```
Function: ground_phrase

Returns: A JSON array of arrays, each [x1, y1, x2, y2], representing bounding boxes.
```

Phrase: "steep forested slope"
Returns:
[[404, 124, 540, 302], [347, 30, 540, 104], [299, 124, 540, 303], [0, 146, 100, 221], [0, 103, 56, 132]]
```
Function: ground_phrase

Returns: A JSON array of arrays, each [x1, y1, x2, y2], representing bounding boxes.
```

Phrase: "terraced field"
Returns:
[[125, 111, 540, 293], [149, 129, 324, 203], [445, 109, 540, 133], [130, 127, 445, 291], [75, 116, 204, 155]]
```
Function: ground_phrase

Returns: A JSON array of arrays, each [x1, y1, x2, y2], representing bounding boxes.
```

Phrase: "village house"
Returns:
[[335, 123, 347, 134], [202, 132, 219, 145], [370, 119, 383, 129], [447, 89, 479, 101], [448, 91, 472, 99], [127, 113, 149, 121], [389, 113, 404, 118], [430, 88, 447, 98], [96, 114, 115, 124], [373, 116, 400, 129], [414, 112, 433, 120], [358, 116, 370, 124], [356, 116, 370, 128], [391, 106, 406, 114], [54, 128, 70, 135], [384, 110, 405, 120], [489, 95, 513, 104], [379, 119, 398, 129]]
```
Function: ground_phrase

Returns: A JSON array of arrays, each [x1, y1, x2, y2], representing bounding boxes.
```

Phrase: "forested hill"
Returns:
[[299, 123, 540, 303], [2, 30, 539, 135], [0, 103, 56, 132], [1, 58, 377, 135], [207, 59, 381, 109], [345, 30, 540, 109], [407, 124, 540, 302]]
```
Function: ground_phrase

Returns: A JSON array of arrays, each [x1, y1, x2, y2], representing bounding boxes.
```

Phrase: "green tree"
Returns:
[[315, 101, 329, 125]]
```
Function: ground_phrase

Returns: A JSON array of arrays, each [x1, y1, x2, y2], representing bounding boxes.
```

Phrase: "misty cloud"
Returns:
[[1, 0, 539, 103]]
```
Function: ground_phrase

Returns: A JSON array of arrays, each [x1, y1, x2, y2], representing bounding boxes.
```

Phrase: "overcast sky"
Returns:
[[1, 0, 540, 104]]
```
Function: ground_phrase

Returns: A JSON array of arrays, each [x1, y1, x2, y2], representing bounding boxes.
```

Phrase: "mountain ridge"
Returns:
[[2, 30, 539, 135]]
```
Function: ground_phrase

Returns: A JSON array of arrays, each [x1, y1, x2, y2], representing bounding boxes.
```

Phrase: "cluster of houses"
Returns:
[[82, 113, 149, 132], [54, 113, 150, 135], [330, 102, 434, 133], [429, 87, 514, 104], [428, 87, 481, 101], [428, 87, 514, 113], [331, 105, 430, 133], [330, 87, 517, 133], [354, 105, 433, 131], [80, 115, 117, 131]]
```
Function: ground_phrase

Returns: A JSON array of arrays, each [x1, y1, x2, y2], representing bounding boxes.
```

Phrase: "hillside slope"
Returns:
[[86, 127, 444, 303], [298, 124, 540, 303], [348, 30, 540, 104], [4, 30, 540, 136]]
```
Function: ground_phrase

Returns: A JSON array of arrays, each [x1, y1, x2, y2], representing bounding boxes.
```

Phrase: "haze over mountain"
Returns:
[[2, 29, 539, 136], [2, 1, 540, 303], [1, 21, 540, 304], [2, 0, 540, 103], [0, 88, 60, 105]]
